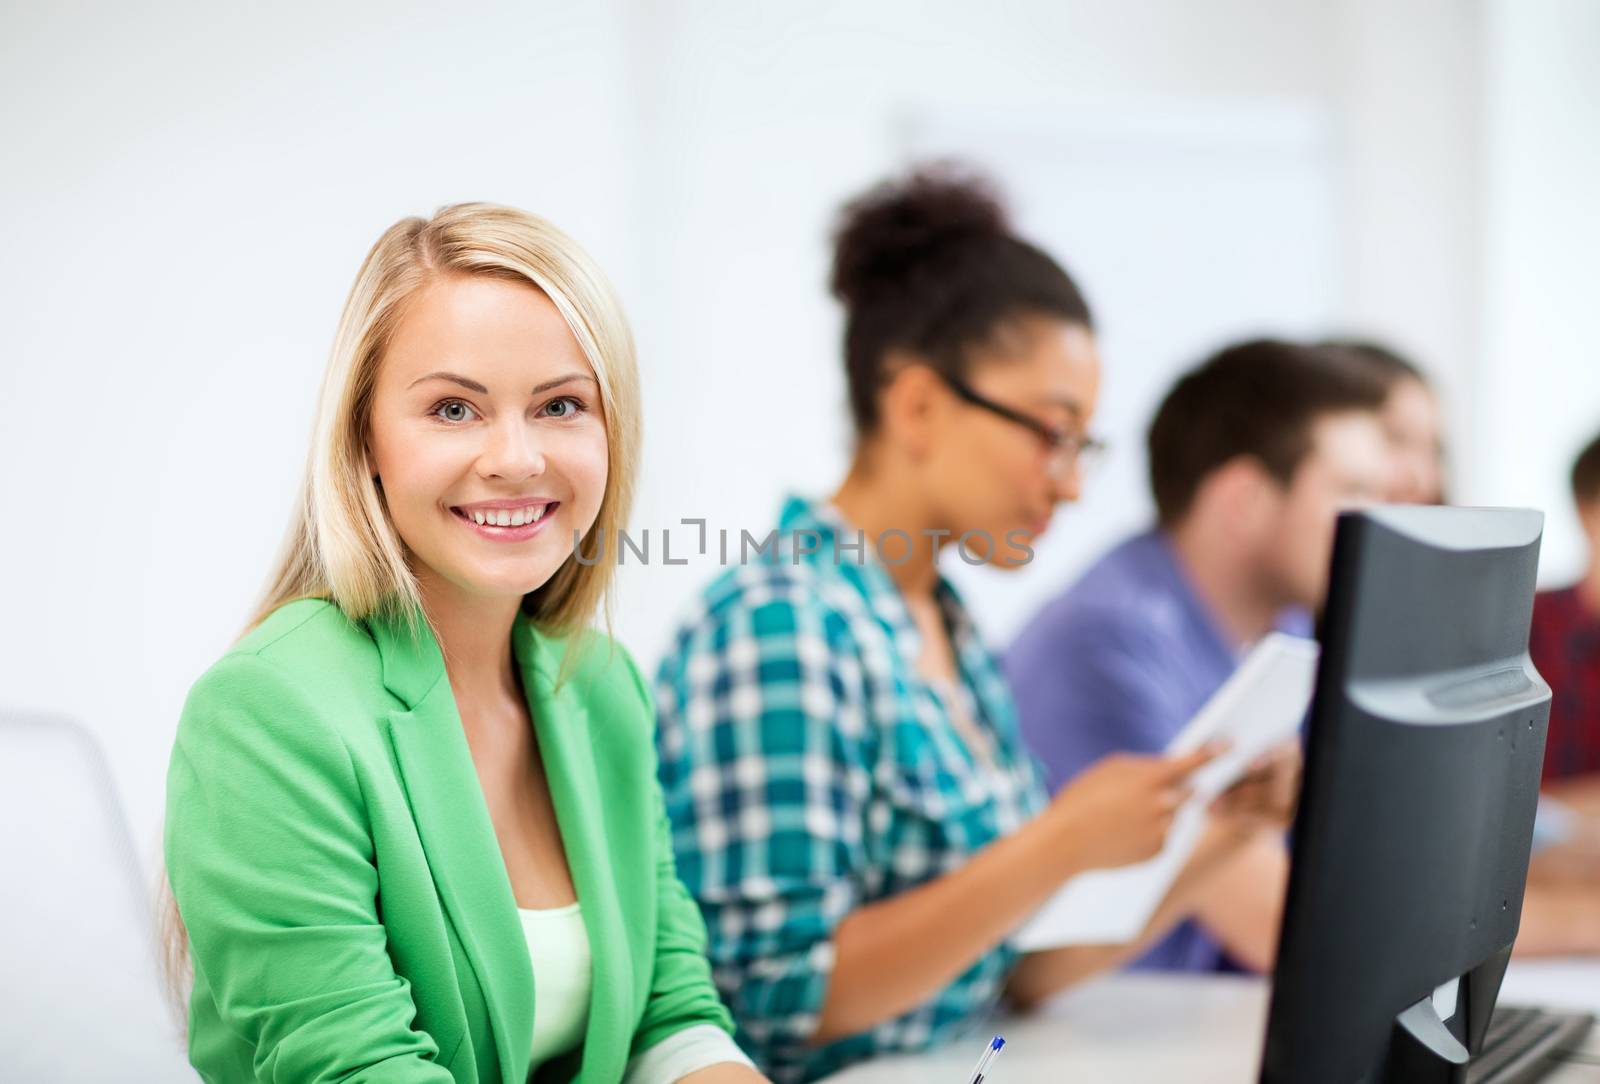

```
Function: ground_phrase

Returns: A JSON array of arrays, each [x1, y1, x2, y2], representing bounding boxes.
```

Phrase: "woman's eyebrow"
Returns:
[[406, 371, 598, 395], [408, 371, 488, 393], [531, 373, 599, 395]]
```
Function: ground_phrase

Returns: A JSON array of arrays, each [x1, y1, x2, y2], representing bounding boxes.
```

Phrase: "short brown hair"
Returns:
[[1573, 430, 1600, 505], [1320, 338, 1429, 392], [1147, 339, 1388, 527]]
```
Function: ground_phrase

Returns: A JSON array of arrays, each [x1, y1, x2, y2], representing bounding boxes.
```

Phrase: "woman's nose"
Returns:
[[1052, 464, 1082, 504], [478, 418, 547, 480]]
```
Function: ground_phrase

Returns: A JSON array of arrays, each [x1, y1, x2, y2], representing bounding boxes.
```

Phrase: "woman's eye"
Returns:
[[540, 396, 585, 419], [430, 399, 477, 423]]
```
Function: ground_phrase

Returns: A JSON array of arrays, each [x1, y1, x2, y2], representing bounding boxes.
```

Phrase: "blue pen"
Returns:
[[966, 1035, 1005, 1083]]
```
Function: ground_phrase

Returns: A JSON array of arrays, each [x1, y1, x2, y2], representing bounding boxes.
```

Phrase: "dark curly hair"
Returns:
[[829, 163, 1093, 434]]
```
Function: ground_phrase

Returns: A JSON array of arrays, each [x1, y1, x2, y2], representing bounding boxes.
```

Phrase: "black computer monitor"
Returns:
[[1259, 506, 1550, 1083]]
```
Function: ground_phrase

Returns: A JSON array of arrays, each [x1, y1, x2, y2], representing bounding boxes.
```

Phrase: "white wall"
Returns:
[[1331, 0, 1485, 481], [1, 0, 1592, 884], [616, 0, 1503, 643], [1473, 0, 1600, 581], [901, 102, 1342, 640], [621, 0, 1344, 655], [0, 0, 642, 868]]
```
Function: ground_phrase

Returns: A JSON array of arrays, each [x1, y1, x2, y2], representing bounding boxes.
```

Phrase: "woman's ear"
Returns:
[[877, 355, 944, 459]]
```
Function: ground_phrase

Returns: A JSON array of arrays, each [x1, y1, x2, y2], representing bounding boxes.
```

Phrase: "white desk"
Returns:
[[821, 960, 1600, 1083]]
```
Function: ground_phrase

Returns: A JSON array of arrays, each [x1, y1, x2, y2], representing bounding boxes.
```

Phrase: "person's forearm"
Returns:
[[810, 809, 1089, 1044], [1528, 838, 1600, 886], [1512, 883, 1600, 957], [1004, 817, 1257, 1010], [1189, 834, 1289, 973], [678, 1065, 768, 1083], [1544, 775, 1600, 818]]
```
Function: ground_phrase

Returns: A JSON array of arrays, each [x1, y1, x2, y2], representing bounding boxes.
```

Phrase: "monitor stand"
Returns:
[[1384, 947, 1512, 1083]]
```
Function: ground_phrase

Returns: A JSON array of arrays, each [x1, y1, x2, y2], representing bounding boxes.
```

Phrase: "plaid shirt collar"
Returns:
[[776, 493, 1008, 735]]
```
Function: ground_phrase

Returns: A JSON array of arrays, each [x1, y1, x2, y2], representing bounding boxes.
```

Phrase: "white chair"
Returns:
[[0, 711, 197, 1081]]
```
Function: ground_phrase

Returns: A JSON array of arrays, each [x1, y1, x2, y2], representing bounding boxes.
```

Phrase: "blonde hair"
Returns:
[[254, 200, 640, 636], [161, 201, 640, 1025]]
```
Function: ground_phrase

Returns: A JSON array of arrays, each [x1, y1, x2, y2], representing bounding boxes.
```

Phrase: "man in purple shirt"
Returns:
[[1007, 339, 1391, 973]]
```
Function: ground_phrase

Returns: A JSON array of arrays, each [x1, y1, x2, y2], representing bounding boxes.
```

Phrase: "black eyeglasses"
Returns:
[[941, 373, 1108, 478]]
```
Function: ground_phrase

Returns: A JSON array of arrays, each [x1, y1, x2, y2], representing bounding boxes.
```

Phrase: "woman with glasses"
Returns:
[[652, 167, 1298, 1082]]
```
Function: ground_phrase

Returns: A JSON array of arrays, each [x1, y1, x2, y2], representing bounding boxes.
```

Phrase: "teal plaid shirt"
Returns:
[[653, 496, 1048, 1082]]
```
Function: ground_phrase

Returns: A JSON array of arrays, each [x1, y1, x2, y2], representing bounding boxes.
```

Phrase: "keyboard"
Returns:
[[1467, 1004, 1596, 1084]]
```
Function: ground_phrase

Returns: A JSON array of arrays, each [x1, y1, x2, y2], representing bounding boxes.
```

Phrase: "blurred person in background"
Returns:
[[163, 204, 767, 1084], [1518, 430, 1600, 938], [651, 167, 1299, 1083], [1532, 430, 1600, 797], [1323, 338, 1447, 505], [1323, 348, 1600, 951], [1008, 341, 1391, 975]]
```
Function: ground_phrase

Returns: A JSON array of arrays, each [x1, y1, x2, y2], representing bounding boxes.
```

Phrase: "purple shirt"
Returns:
[[1006, 529, 1307, 972]]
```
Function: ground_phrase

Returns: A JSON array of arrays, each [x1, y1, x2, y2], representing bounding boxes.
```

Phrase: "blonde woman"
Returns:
[[163, 204, 766, 1084]]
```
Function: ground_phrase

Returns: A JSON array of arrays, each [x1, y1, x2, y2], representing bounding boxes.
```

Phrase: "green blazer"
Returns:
[[165, 598, 735, 1083]]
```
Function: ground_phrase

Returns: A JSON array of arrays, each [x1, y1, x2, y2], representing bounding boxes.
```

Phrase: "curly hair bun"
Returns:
[[830, 163, 1011, 307]]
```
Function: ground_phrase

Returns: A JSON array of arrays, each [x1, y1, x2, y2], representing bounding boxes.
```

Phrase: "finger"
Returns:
[[1233, 766, 1271, 793], [1244, 743, 1295, 775], [1161, 743, 1226, 781], [1262, 742, 1302, 771], [1267, 752, 1301, 794], [1275, 770, 1301, 814], [1213, 782, 1255, 815]]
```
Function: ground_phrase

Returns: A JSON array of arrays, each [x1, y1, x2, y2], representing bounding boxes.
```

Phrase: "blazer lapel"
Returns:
[[514, 618, 633, 1083], [369, 608, 534, 1084]]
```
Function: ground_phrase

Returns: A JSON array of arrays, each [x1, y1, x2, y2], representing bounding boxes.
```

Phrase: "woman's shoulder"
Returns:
[[166, 604, 381, 903], [212, 597, 380, 694], [177, 599, 383, 756], [666, 557, 868, 653], [232, 595, 358, 649]]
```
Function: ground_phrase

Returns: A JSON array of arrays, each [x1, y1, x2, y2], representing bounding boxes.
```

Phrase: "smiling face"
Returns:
[[920, 315, 1102, 562], [365, 273, 609, 609]]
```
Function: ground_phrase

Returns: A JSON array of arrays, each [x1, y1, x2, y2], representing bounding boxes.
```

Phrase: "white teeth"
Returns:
[[463, 505, 551, 528]]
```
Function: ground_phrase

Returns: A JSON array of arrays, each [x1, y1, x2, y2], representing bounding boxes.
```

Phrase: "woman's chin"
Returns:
[[430, 562, 564, 605]]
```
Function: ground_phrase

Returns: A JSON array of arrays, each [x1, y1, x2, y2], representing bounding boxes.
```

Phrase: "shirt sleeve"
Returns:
[[654, 586, 872, 1067], [165, 653, 454, 1083], [1009, 607, 1193, 792], [622, 1023, 755, 1084]]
